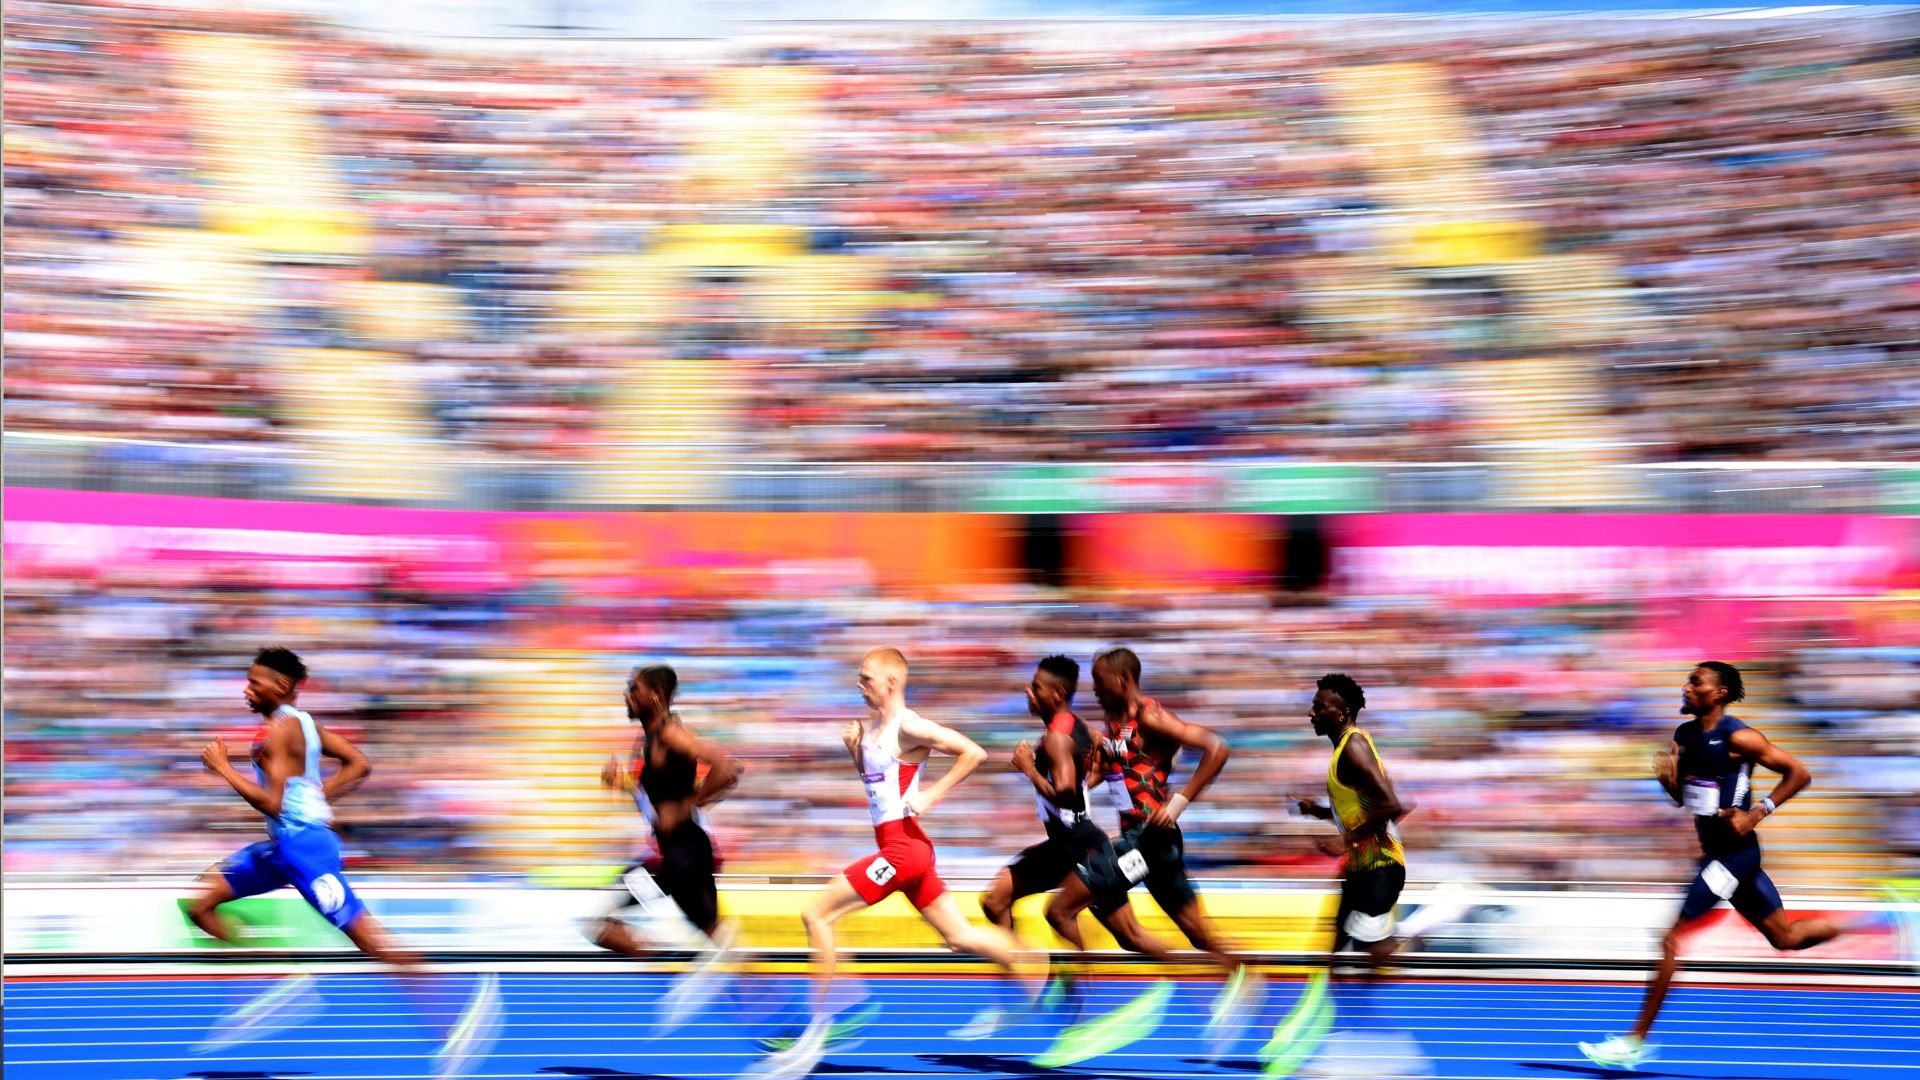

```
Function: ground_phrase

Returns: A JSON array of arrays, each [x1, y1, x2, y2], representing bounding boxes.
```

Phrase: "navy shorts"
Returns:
[[220, 825, 367, 931], [1679, 844, 1782, 927], [1074, 822, 1199, 919]]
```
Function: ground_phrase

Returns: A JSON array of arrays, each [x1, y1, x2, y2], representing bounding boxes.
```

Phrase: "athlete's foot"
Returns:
[[657, 921, 737, 1037], [756, 1002, 877, 1054], [1039, 971, 1085, 1023], [1205, 969, 1266, 1061], [193, 973, 326, 1053], [1258, 970, 1333, 1077], [1578, 1034, 1652, 1071], [950, 1005, 1010, 1040], [760, 1013, 831, 1078], [432, 973, 502, 1080], [1032, 978, 1174, 1068]]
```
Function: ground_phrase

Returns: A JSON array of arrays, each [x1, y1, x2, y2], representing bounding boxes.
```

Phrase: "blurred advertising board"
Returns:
[[4, 881, 1911, 969]]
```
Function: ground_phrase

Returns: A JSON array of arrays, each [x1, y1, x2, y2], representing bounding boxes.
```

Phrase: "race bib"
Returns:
[[623, 866, 666, 911], [1700, 859, 1738, 900], [1105, 773, 1132, 815], [1116, 848, 1149, 885], [866, 857, 897, 887], [1684, 778, 1722, 817]]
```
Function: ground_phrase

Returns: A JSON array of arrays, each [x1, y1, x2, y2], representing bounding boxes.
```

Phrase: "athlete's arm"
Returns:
[[898, 712, 987, 817], [660, 721, 743, 807], [1334, 736, 1409, 846], [1136, 701, 1229, 828], [1722, 726, 1811, 836], [1012, 729, 1079, 806], [316, 723, 371, 803], [202, 720, 293, 818], [1653, 741, 1683, 806]]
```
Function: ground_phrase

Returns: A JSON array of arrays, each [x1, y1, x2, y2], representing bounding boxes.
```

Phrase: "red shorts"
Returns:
[[844, 818, 946, 910]]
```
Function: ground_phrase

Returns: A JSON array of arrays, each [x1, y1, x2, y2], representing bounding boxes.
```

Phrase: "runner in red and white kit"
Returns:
[[759, 647, 1043, 1077]]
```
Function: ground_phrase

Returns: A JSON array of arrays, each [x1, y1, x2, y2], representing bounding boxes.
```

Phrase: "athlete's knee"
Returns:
[[1659, 928, 1683, 961], [981, 892, 1011, 926], [1044, 900, 1079, 935], [1764, 918, 1832, 952]]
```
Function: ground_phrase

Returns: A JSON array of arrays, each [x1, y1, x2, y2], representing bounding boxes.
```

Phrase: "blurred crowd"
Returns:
[[6, 1, 1919, 464], [7, 558, 1913, 890]]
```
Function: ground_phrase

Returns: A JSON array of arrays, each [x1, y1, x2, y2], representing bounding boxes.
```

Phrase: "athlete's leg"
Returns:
[[799, 876, 873, 1013], [1167, 899, 1244, 974], [921, 891, 1042, 993], [1144, 827, 1244, 974], [1095, 902, 1180, 961], [1044, 873, 1097, 952], [1629, 918, 1685, 1041], [187, 870, 243, 944], [187, 841, 285, 944], [1742, 869, 1840, 951], [341, 910, 426, 972], [981, 868, 1021, 930]]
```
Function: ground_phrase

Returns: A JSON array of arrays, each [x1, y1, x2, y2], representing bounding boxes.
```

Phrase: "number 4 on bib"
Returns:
[[866, 857, 897, 886]]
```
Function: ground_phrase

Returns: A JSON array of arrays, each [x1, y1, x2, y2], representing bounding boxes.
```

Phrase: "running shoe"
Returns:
[[433, 972, 503, 1080], [192, 973, 325, 1053], [1578, 1033, 1652, 1071], [756, 1002, 878, 1053], [1204, 968, 1267, 1061], [1031, 978, 1173, 1068]]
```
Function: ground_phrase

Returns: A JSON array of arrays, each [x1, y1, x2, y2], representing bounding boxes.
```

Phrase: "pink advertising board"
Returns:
[[2, 488, 517, 592], [1332, 514, 1918, 600]]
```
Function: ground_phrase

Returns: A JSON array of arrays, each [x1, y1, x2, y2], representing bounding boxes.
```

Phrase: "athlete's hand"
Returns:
[[842, 720, 862, 756], [1145, 793, 1188, 830], [904, 789, 936, 818], [1288, 793, 1331, 820], [200, 736, 233, 776], [600, 755, 621, 789], [1718, 807, 1763, 837], [1315, 833, 1350, 858], [1011, 740, 1035, 775], [1652, 750, 1677, 786]]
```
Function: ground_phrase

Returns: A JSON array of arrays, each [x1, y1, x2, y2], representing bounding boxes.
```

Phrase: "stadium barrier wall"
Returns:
[[5, 881, 1913, 970]]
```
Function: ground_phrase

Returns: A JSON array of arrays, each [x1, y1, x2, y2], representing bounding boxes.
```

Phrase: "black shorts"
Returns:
[[1335, 863, 1406, 945], [623, 822, 718, 934], [1679, 844, 1782, 927], [1074, 822, 1198, 919], [1006, 819, 1105, 899]]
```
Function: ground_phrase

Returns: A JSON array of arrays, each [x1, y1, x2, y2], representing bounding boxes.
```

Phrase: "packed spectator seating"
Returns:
[[6, 2, 1918, 468]]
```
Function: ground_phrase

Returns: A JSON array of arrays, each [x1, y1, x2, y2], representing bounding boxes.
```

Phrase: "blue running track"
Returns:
[[6, 973, 1916, 1079]]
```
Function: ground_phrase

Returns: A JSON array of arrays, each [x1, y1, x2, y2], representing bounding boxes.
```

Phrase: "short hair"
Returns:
[[254, 647, 308, 685], [864, 647, 909, 678], [1697, 661, 1746, 704], [633, 664, 678, 705], [1317, 672, 1365, 716], [1093, 647, 1141, 684], [1036, 655, 1080, 700]]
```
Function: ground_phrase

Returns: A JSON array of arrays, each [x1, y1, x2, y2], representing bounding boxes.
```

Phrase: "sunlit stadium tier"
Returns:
[[6, 486, 1918, 889], [7, 2, 1919, 478]]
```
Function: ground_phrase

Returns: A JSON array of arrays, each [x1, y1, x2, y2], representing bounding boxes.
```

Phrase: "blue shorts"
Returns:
[[220, 825, 367, 932], [1679, 844, 1782, 927]]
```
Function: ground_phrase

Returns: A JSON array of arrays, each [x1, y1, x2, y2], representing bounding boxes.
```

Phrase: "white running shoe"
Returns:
[[656, 921, 736, 1037], [951, 1005, 1013, 1040], [433, 973, 503, 1080], [193, 973, 325, 1053], [1579, 1033, 1652, 1071], [759, 1013, 830, 1078], [1203, 968, 1265, 1061]]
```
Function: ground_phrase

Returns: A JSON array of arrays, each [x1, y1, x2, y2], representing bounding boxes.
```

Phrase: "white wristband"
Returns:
[[1166, 793, 1190, 821], [1761, 797, 1776, 816]]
